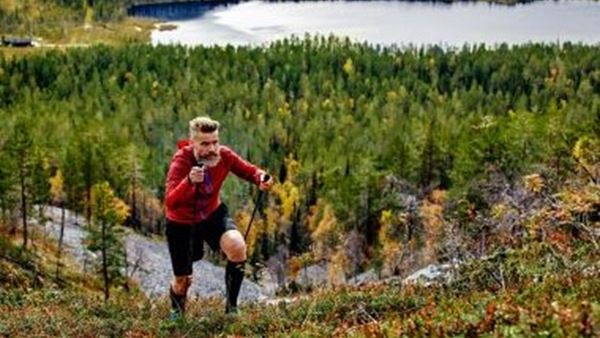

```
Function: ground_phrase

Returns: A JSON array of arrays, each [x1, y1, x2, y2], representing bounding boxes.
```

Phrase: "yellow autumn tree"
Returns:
[[343, 57, 355, 76], [272, 156, 301, 221], [49, 169, 67, 280], [49, 170, 65, 205], [419, 189, 447, 265], [309, 200, 340, 261]]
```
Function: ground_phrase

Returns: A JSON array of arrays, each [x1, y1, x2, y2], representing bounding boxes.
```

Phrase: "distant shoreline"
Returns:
[[128, 0, 237, 8], [128, 0, 539, 10]]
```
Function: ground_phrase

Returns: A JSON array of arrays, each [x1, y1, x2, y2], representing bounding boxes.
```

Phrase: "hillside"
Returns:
[[1, 199, 598, 336], [0, 148, 597, 336], [2, 262, 597, 336]]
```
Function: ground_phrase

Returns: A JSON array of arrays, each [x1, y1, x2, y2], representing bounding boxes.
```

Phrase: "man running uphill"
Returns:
[[164, 116, 274, 318]]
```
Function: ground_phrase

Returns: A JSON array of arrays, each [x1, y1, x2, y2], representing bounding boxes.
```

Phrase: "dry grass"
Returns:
[[62, 17, 156, 45]]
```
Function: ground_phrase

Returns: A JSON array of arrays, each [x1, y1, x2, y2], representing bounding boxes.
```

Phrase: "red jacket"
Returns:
[[164, 140, 262, 224]]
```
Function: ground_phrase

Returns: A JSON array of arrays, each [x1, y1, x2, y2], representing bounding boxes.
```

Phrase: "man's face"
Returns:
[[192, 131, 221, 166]]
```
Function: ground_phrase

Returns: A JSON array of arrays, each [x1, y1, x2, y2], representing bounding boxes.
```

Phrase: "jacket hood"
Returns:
[[177, 139, 191, 149]]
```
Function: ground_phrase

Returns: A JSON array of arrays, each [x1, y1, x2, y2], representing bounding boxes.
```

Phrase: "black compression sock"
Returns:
[[225, 260, 245, 312]]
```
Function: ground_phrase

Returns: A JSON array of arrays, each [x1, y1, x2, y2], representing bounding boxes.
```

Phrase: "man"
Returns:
[[164, 116, 274, 318]]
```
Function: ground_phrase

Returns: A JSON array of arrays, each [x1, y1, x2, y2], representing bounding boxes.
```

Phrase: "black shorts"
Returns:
[[165, 203, 237, 276]]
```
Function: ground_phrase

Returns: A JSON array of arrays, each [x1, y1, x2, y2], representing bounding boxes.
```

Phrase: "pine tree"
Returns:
[[7, 117, 34, 248], [86, 182, 129, 301]]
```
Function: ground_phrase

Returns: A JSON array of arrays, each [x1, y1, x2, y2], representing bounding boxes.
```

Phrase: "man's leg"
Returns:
[[220, 229, 247, 313], [165, 221, 195, 317]]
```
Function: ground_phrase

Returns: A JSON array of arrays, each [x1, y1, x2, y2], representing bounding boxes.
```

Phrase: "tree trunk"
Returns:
[[123, 246, 130, 292], [141, 192, 146, 233], [131, 172, 137, 230], [5, 209, 18, 236], [86, 187, 92, 226], [38, 205, 46, 239], [19, 159, 28, 249], [56, 205, 65, 281], [101, 220, 110, 301]]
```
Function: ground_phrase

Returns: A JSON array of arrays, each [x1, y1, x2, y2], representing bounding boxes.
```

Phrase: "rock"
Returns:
[[295, 262, 328, 288], [255, 268, 278, 298], [402, 262, 458, 286], [349, 269, 380, 286]]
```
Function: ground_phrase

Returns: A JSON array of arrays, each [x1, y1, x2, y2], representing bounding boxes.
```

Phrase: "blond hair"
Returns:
[[189, 116, 220, 138]]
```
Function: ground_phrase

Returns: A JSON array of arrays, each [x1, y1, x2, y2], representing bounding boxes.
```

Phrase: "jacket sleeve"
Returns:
[[223, 146, 262, 186], [165, 153, 195, 209]]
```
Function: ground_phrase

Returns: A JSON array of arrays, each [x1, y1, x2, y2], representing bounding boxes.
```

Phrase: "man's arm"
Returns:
[[222, 146, 263, 186], [165, 154, 195, 209]]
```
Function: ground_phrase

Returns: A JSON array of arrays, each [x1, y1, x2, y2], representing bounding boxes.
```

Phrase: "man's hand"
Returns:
[[189, 166, 205, 184], [259, 172, 274, 192]]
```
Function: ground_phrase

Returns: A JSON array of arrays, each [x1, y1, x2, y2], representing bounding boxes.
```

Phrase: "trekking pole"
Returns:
[[244, 174, 270, 241]]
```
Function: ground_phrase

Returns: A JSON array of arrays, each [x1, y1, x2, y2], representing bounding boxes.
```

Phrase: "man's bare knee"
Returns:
[[220, 230, 247, 262], [228, 244, 247, 262], [172, 275, 192, 295]]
